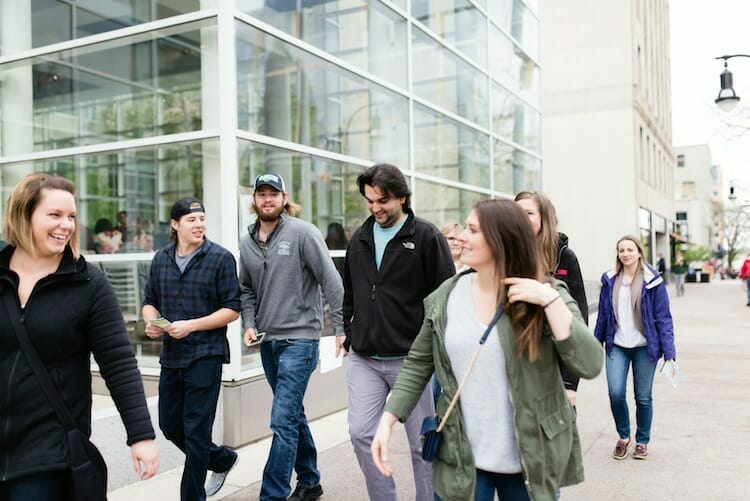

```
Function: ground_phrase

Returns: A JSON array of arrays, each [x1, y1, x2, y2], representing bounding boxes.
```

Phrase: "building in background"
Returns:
[[540, 0, 675, 278], [673, 144, 723, 252], [0, 1, 541, 448]]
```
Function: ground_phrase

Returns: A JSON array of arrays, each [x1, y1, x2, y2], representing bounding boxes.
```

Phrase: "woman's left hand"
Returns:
[[504, 277, 559, 307], [131, 439, 159, 480]]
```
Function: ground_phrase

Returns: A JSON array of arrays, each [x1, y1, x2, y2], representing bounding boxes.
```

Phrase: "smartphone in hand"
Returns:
[[246, 331, 266, 348]]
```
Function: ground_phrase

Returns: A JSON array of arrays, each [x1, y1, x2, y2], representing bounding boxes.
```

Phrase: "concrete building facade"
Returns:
[[540, 0, 675, 278]]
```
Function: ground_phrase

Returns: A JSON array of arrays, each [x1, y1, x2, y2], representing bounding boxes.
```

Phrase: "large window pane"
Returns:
[[413, 104, 490, 188], [491, 83, 540, 153], [488, 0, 512, 32], [239, 0, 407, 88], [511, 0, 538, 60], [0, 20, 215, 157], [493, 139, 540, 194], [411, 0, 488, 70], [23, 0, 203, 51], [237, 21, 409, 167], [0, 138, 213, 366], [413, 178, 488, 228], [488, 25, 539, 106], [412, 27, 488, 128], [237, 139, 370, 371]]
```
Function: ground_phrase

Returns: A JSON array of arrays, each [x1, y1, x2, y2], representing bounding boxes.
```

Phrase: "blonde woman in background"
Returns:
[[441, 223, 466, 271]]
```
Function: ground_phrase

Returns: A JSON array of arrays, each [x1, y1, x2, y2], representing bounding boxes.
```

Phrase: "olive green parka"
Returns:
[[385, 272, 603, 501]]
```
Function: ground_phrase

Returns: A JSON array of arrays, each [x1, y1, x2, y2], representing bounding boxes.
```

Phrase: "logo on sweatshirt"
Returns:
[[278, 241, 291, 255], [402, 242, 415, 250]]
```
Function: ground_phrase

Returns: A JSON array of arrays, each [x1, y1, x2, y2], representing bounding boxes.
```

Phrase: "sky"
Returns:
[[669, 1, 750, 199]]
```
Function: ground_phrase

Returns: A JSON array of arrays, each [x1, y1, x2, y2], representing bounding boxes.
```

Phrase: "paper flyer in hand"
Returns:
[[660, 359, 680, 388], [319, 336, 343, 374]]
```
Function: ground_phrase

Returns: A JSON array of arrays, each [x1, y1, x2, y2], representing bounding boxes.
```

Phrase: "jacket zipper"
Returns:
[[1, 352, 21, 482]]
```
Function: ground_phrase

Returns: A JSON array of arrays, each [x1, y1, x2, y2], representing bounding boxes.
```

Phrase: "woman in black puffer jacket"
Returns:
[[0, 173, 159, 500]]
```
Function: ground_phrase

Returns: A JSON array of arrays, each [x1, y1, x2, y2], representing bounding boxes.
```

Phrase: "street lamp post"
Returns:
[[715, 54, 750, 112]]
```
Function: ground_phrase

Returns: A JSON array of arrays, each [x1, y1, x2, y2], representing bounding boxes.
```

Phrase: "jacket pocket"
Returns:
[[540, 409, 569, 440], [538, 405, 574, 484]]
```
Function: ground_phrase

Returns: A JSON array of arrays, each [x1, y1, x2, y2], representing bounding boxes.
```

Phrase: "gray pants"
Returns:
[[347, 352, 434, 501]]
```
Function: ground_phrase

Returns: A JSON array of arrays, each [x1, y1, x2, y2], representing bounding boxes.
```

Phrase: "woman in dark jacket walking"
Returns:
[[0, 173, 159, 500], [515, 190, 588, 407], [594, 235, 676, 461]]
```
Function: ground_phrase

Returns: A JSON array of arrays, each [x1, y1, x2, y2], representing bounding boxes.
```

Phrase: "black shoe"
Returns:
[[287, 484, 323, 501]]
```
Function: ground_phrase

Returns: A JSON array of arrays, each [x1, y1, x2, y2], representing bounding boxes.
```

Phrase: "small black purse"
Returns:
[[420, 306, 505, 462], [3, 294, 108, 500]]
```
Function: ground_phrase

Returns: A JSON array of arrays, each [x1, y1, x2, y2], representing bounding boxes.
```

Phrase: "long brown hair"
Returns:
[[4, 173, 81, 259], [514, 190, 559, 273], [474, 199, 548, 361]]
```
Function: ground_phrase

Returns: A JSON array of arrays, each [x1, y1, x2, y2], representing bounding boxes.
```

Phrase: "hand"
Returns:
[[144, 323, 165, 339], [164, 320, 193, 340], [371, 412, 398, 477], [335, 336, 348, 357], [130, 439, 159, 480], [243, 328, 257, 347], [504, 277, 558, 307], [565, 389, 577, 407]]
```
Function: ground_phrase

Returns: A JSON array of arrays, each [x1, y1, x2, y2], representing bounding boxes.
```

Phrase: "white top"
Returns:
[[444, 274, 521, 473], [614, 283, 647, 348]]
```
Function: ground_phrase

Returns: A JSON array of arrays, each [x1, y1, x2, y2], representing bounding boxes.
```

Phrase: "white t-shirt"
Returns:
[[614, 283, 647, 348]]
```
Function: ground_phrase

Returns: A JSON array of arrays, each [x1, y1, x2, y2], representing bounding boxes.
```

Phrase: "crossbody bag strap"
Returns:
[[2, 293, 78, 432], [436, 306, 505, 433]]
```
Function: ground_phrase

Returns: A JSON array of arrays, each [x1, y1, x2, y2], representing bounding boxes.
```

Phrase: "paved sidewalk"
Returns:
[[109, 278, 750, 500]]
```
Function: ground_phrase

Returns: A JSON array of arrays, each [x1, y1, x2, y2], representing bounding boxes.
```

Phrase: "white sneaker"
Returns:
[[205, 453, 238, 497]]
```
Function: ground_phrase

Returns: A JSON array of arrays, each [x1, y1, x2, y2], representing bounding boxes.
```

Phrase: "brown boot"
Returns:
[[612, 438, 631, 460], [633, 443, 648, 459]]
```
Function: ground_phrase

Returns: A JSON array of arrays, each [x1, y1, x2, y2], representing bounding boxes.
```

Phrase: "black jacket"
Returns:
[[554, 233, 589, 391], [343, 210, 455, 355], [0, 246, 155, 482]]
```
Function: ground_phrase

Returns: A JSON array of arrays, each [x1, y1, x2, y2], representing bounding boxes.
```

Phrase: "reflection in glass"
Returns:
[[491, 83, 540, 153], [493, 139, 541, 195], [237, 21, 409, 166], [511, 0, 539, 60], [413, 178, 488, 228], [26, 0, 202, 50], [488, 25, 539, 106], [411, 0, 488, 70], [0, 21, 214, 157], [412, 27, 488, 128], [413, 104, 490, 188], [239, 0, 407, 88]]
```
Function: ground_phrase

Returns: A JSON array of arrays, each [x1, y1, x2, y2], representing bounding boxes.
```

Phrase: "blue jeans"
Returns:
[[0, 470, 66, 501], [474, 469, 530, 501], [260, 339, 320, 501], [744, 278, 750, 304], [159, 356, 237, 501], [605, 345, 658, 444]]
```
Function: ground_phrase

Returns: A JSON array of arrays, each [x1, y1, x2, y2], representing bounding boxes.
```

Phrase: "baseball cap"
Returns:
[[253, 172, 285, 193], [170, 197, 205, 220]]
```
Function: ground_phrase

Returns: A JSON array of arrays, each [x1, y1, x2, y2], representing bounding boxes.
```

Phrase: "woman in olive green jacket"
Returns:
[[371, 200, 602, 501]]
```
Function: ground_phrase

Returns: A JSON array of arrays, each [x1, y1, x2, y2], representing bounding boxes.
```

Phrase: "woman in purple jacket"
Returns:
[[594, 235, 676, 461]]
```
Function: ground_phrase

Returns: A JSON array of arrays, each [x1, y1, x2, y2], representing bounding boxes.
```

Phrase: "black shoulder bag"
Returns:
[[421, 306, 505, 461], [3, 294, 108, 500]]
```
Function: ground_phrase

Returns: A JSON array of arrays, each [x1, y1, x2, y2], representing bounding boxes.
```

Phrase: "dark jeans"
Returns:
[[0, 470, 66, 501], [260, 339, 320, 501], [474, 469, 530, 501], [159, 356, 237, 501]]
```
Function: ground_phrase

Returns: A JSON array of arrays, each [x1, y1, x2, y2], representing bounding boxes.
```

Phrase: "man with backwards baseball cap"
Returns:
[[239, 173, 344, 501], [142, 197, 242, 499]]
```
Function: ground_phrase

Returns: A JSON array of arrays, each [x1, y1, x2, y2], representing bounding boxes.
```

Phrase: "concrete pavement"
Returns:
[[107, 277, 750, 500]]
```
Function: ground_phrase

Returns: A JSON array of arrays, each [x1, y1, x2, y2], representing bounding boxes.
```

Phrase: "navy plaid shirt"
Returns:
[[143, 238, 241, 368]]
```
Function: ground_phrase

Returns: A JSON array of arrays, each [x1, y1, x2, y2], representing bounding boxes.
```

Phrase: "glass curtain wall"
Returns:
[[0, 0, 541, 379]]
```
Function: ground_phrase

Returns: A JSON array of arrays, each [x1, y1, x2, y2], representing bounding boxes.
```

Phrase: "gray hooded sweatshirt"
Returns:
[[239, 213, 344, 340]]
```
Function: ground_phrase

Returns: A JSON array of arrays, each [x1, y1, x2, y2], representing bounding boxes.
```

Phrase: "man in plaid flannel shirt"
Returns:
[[142, 197, 241, 500]]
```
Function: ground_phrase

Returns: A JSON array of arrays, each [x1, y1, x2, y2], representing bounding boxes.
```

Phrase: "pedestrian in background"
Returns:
[[142, 197, 241, 500], [441, 223, 466, 271], [515, 190, 588, 408], [239, 172, 344, 501], [341, 164, 455, 501], [671, 253, 687, 297], [0, 173, 158, 500], [739, 253, 750, 306], [594, 235, 677, 461], [657, 253, 667, 283], [370, 199, 602, 500]]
